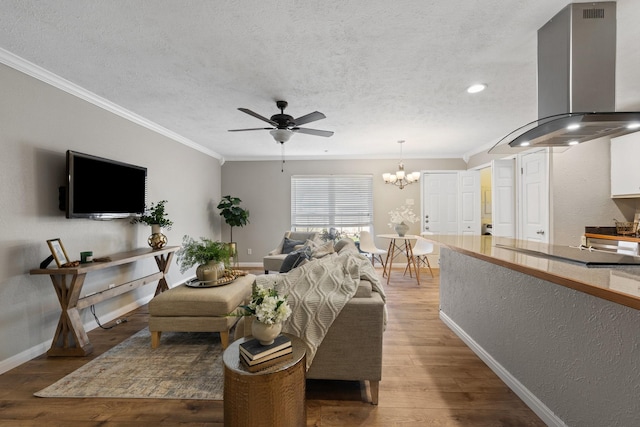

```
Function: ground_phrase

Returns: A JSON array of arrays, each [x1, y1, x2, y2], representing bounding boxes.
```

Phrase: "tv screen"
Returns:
[[66, 150, 147, 219]]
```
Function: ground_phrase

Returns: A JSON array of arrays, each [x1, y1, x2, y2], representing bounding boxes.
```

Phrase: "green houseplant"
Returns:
[[131, 200, 174, 230], [131, 200, 173, 249], [217, 195, 250, 242], [176, 235, 230, 282]]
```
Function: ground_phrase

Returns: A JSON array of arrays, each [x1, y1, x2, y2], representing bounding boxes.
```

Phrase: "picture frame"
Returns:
[[47, 238, 69, 268]]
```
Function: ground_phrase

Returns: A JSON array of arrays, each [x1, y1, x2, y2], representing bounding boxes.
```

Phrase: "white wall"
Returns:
[[221, 158, 467, 264], [0, 63, 222, 371]]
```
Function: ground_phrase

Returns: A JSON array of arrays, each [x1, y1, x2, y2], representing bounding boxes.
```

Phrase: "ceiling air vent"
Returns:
[[583, 8, 605, 19]]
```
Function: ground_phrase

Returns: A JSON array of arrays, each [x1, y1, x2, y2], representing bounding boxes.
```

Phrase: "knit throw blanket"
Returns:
[[255, 251, 385, 368]]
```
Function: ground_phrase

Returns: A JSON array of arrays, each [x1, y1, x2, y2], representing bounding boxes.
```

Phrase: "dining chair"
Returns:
[[358, 231, 387, 270], [408, 236, 435, 278]]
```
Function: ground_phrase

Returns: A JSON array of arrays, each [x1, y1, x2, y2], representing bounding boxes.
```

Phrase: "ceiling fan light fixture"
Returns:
[[270, 128, 293, 143]]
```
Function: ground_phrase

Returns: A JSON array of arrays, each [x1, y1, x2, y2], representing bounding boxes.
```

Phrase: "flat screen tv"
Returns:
[[65, 150, 147, 219]]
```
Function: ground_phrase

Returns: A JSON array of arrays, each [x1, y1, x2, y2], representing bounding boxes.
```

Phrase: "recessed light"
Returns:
[[520, 141, 530, 147], [568, 140, 579, 145], [627, 122, 640, 130], [567, 123, 580, 130], [467, 84, 487, 94]]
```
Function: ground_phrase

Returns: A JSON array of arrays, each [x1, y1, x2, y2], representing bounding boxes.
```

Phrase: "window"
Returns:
[[291, 175, 373, 238]]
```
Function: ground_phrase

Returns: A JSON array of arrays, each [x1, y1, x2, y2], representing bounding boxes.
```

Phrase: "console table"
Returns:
[[30, 246, 178, 356]]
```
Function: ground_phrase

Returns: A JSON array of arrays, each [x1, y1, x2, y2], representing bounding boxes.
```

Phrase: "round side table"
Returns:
[[223, 333, 307, 427]]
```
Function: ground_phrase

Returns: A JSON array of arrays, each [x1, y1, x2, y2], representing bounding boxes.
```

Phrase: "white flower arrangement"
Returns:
[[239, 284, 292, 325], [388, 205, 420, 229]]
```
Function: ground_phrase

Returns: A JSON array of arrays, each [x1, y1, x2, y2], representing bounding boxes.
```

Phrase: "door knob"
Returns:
[[536, 230, 545, 235]]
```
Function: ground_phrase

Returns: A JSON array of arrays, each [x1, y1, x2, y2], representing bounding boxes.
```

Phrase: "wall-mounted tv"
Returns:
[[65, 150, 147, 220]]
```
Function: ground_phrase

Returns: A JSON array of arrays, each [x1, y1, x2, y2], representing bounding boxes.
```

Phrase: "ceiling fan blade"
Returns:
[[292, 127, 334, 137], [292, 111, 326, 126], [238, 108, 278, 126], [228, 127, 273, 132]]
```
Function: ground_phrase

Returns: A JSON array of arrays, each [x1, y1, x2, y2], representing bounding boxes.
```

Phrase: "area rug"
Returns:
[[34, 329, 224, 400]]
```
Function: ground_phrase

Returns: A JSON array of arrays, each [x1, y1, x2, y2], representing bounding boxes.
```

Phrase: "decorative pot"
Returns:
[[148, 224, 168, 250], [394, 222, 409, 237], [196, 260, 225, 282], [251, 320, 282, 345]]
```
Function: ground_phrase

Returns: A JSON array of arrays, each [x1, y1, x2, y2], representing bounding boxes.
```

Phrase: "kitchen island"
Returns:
[[424, 235, 640, 427]]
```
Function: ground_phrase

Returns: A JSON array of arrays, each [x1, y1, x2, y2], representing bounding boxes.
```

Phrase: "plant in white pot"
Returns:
[[387, 205, 419, 237], [131, 200, 174, 249], [175, 236, 230, 283], [235, 283, 292, 345]]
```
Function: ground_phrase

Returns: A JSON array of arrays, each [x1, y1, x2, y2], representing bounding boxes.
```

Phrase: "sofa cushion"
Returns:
[[311, 241, 335, 258], [279, 247, 311, 273], [354, 280, 373, 298], [282, 237, 305, 254]]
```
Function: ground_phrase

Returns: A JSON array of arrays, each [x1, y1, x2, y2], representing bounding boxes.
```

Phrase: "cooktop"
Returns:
[[494, 243, 640, 267]]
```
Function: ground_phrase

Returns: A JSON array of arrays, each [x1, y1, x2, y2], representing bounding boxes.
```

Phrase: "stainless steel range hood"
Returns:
[[490, 2, 640, 154]]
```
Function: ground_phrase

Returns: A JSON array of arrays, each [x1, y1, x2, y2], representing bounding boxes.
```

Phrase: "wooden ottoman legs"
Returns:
[[150, 330, 230, 349]]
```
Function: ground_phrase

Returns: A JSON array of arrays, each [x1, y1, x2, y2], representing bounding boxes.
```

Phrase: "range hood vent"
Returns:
[[490, 2, 640, 154]]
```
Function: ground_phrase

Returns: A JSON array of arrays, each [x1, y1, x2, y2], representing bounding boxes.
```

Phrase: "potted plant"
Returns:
[[217, 195, 250, 242], [131, 200, 174, 249], [388, 205, 419, 237], [217, 195, 250, 264], [236, 283, 292, 345], [175, 235, 230, 282]]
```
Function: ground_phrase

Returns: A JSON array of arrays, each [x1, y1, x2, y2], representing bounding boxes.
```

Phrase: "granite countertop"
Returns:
[[423, 235, 640, 310]]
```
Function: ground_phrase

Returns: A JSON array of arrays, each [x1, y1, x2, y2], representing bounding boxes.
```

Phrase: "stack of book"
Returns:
[[239, 335, 293, 372]]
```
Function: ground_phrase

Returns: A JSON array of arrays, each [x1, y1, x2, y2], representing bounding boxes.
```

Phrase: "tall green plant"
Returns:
[[217, 195, 250, 242]]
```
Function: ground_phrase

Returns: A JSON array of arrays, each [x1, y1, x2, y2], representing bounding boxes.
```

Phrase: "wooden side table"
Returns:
[[223, 334, 306, 427]]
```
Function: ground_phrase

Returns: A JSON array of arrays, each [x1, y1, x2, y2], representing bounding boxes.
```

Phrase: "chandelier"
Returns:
[[382, 140, 420, 189]]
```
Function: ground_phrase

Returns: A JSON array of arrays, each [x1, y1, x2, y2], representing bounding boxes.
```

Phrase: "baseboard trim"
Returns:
[[439, 311, 567, 427], [0, 294, 155, 375]]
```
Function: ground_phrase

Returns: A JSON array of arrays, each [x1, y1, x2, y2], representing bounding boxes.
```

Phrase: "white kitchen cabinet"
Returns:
[[611, 132, 640, 198]]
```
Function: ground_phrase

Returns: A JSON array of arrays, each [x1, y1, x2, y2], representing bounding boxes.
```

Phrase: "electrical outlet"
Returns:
[[247, 248, 252, 255]]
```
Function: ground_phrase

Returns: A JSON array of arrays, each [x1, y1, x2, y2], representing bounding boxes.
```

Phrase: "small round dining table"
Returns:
[[377, 234, 422, 285]]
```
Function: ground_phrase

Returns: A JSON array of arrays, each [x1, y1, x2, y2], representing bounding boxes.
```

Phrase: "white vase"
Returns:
[[251, 320, 282, 345], [394, 222, 409, 237]]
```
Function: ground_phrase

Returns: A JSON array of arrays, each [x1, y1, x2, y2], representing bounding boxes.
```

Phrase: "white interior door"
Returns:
[[459, 171, 481, 235], [491, 158, 516, 237], [519, 150, 550, 242], [423, 173, 458, 234]]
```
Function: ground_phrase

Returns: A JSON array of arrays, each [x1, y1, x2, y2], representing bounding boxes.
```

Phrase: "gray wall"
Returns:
[[221, 158, 466, 264], [0, 63, 222, 370], [440, 248, 640, 427]]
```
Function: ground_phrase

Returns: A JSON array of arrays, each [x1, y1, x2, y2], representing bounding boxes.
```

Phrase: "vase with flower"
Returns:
[[388, 205, 420, 237], [235, 284, 292, 345]]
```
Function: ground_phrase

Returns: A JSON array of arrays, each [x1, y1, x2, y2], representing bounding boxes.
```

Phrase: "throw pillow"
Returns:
[[282, 237, 305, 254], [279, 247, 311, 273], [311, 240, 335, 259]]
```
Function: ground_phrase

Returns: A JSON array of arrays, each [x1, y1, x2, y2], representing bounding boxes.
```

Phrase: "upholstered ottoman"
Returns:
[[149, 274, 255, 349]]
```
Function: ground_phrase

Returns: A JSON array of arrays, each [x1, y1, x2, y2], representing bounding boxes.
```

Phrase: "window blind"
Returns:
[[291, 175, 373, 229]]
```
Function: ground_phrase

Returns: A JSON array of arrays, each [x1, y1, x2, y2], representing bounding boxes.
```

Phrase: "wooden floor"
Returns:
[[0, 267, 545, 426]]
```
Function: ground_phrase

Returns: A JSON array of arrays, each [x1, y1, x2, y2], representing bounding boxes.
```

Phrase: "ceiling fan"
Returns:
[[228, 100, 334, 144]]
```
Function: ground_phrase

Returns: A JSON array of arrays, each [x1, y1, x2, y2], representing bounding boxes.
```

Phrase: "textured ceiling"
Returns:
[[1, 1, 639, 161]]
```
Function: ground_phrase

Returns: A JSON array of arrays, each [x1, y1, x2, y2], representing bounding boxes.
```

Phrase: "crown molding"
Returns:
[[0, 48, 224, 163]]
